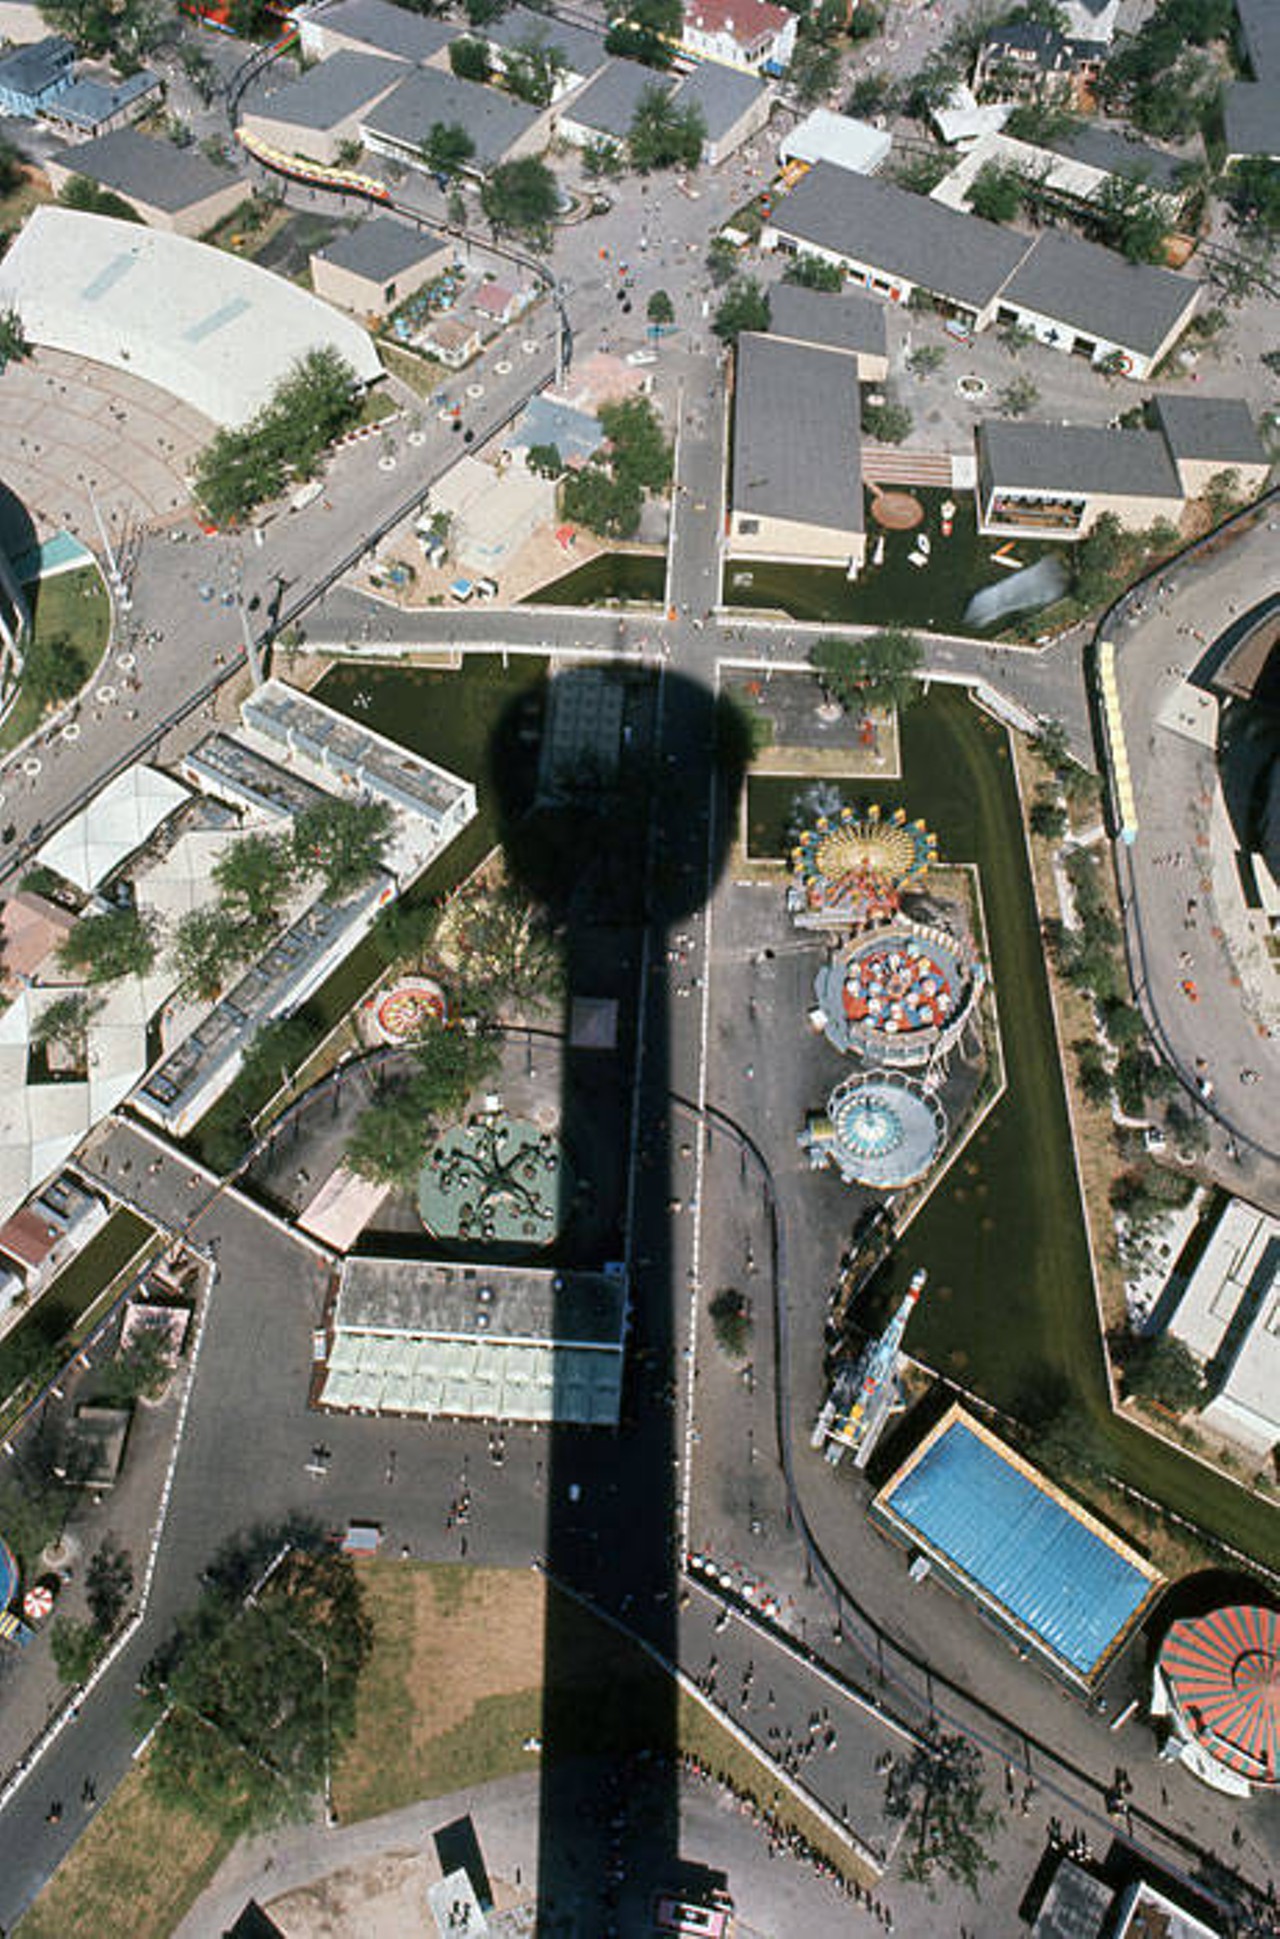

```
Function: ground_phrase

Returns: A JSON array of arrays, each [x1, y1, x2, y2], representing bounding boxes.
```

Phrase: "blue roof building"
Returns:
[[875, 1404, 1163, 1683], [0, 36, 73, 119]]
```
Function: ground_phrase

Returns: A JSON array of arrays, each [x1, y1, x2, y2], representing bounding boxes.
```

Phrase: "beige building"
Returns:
[[238, 51, 404, 166], [977, 421, 1185, 540], [43, 128, 243, 236], [767, 280, 888, 383], [311, 217, 454, 317], [1151, 395, 1272, 502], [729, 331, 865, 572]]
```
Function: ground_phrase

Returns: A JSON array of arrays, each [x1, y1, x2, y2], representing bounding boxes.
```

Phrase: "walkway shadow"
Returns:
[[492, 662, 748, 1929]]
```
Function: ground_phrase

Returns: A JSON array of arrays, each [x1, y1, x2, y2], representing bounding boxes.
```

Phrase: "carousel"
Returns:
[[815, 922, 982, 1067], [418, 1106, 570, 1247], [799, 1070, 946, 1191], [788, 804, 937, 932]]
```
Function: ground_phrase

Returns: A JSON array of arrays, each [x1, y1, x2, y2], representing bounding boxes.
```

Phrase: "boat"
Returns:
[[908, 550, 928, 568], [917, 533, 931, 557], [872, 535, 886, 566]]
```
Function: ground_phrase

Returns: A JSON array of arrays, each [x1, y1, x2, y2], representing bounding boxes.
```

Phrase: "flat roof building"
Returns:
[[764, 163, 1029, 328], [484, 4, 607, 93], [779, 107, 891, 178], [875, 1404, 1163, 1684], [995, 230, 1199, 380], [977, 420, 1185, 540], [43, 127, 243, 237], [1165, 1195, 1280, 1456], [1150, 393, 1271, 499], [729, 331, 865, 572], [239, 51, 406, 165], [0, 206, 384, 429], [319, 1256, 628, 1424], [555, 58, 668, 147], [310, 217, 454, 317], [674, 60, 771, 166], [767, 280, 888, 380], [295, 0, 455, 67], [361, 66, 546, 176], [36, 763, 189, 894]]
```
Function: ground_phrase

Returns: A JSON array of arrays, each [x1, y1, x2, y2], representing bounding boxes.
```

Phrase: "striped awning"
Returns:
[[1160, 1604, 1280, 1786]]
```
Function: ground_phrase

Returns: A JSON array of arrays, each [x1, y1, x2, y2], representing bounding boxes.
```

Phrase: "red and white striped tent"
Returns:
[[1159, 1604, 1280, 1787]]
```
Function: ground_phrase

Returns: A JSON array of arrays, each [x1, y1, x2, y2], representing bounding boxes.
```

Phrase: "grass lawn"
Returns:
[[17, 1563, 871, 1936], [14, 1763, 232, 1939], [0, 566, 112, 756], [0, 164, 53, 246], [0, 1208, 153, 1411], [751, 690, 1280, 1570], [521, 552, 667, 607], [724, 490, 1058, 637]]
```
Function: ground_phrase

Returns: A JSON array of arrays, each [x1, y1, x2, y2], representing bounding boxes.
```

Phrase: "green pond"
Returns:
[[523, 552, 666, 607], [726, 490, 1057, 636], [753, 694, 1280, 1570]]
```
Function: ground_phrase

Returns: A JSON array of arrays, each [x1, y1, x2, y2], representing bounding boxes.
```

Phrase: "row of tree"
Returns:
[[559, 394, 673, 539], [193, 349, 363, 529]]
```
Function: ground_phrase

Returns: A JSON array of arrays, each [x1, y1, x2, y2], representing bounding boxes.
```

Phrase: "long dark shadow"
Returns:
[[492, 662, 747, 1932]]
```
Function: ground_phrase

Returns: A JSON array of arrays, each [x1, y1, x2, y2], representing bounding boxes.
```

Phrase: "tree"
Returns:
[[194, 349, 362, 526], [51, 1618, 105, 1686], [86, 1535, 134, 1633], [412, 1021, 497, 1116], [1223, 158, 1280, 238], [712, 276, 770, 344], [346, 1089, 428, 1190], [583, 136, 624, 179], [862, 399, 912, 443], [848, 2, 883, 39], [607, 0, 680, 64], [213, 831, 294, 929], [450, 881, 563, 1013], [1004, 97, 1078, 143], [173, 907, 248, 1003], [1073, 1039, 1113, 1107], [599, 394, 672, 490], [0, 135, 25, 196], [628, 84, 705, 172], [293, 797, 394, 901], [906, 344, 945, 376], [646, 287, 675, 325], [783, 253, 843, 291], [97, 1323, 175, 1407], [1073, 511, 1126, 606], [502, 30, 567, 107], [38, 0, 166, 59], [0, 305, 31, 371], [786, 39, 839, 104], [526, 441, 564, 478], [60, 907, 157, 985], [811, 629, 923, 714], [1124, 1334, 1205, 1412], [967, 159, 1026, 224], [193, 425, 286, 529], [709, 1287, 751, 1359], [141, 1543, 372, 1835], [21, 629, 88, 711], [58, 174, 143, 221], [420, 121, 476, 182], [905, 55, 962, 121], [1090, 173, 1168, 264], [1029, 789, 1067, 839], [885, 1732, 999, 1895], [449, 35, 492, 81], [1202, 468, 1242, 522], [1033, 718, 1071, 774], [997, 375, 1040, 417], [561, 465, 643, 538], [705, 235, 739, 286], [847, 73, 893, 118], [481, 156, 560, 245], [31, 991, 100, 1065], [464, 0, 505, 23], [237, 1016, 319, 1100]]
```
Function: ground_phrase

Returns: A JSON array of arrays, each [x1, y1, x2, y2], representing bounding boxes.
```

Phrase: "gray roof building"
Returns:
[[732, 332, 863, 535], [252, 51, 406, 132], [560, 58, 669, 141], [999, 229, 1198, 357], [769, 164, 1029, 313], [673, 59, 767, 143], [0, 36, 73, 108], [486, 4, 607, 79], [1046, 123, 1185, 194], [303, 0, 455, 64], [315, 214, 448, 281], [768, 280, 887, 361], [47, 127, 235, 216], [1151, 393, 1268, 468], [978, 420, 1183, 499], [363, 65, 540, 170], [44, 69, 160, 133], [1236, 0, 1280, 80], [1224, 78, 1280, 160]]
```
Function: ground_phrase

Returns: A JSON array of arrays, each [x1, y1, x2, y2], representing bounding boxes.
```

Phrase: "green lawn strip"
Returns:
[[519, 552, 667, 607], [0, 565, 112, 756], [0, 1207, 154, 1411]]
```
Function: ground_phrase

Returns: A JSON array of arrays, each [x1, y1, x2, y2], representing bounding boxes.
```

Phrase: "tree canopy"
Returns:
[[481, 156, 559, 245], [712, 276, 770, 344], [59, 906, 158, 985], [502, 30, 567, 106], [448, 35, 491, 81], [811, 629, 923, 714], [173, 907, 249, 1003], [293, 797, 394, 901], [213, 831, 294, 929], [886, 1732, 999, 1895], [193, 349, 362, 527], [420, 121, 475, 180], [627, 83, 705, 172], [141, 1542, 371, 1834]]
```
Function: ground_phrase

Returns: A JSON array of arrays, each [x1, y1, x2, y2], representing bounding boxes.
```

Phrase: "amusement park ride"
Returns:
[[811, 1268, 927, 1468]]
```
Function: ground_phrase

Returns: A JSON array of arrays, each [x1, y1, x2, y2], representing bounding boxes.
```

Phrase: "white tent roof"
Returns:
[[0, 206, 384, 428], [37, 763, 189, 894], [780, 108, 891, 176]]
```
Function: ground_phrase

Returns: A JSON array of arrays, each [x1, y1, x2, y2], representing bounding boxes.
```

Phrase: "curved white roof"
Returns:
[[0, 206, 383, 428]]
